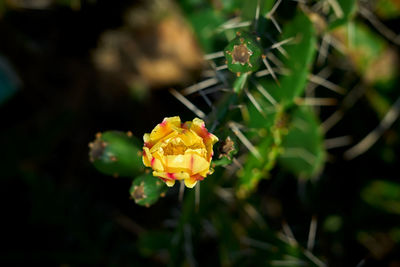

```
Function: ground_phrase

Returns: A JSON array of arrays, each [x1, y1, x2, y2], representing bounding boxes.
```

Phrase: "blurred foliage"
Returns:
[[1, 0, 400, 266]]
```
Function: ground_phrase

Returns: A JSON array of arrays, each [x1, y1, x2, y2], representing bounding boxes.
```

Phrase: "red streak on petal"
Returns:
[[190, 155, 194, 173], [144, 142, 153, 149], [143, 149, 146, 156], [167, 173, 176, 180], [192, 174, 204, 181], [160, 120, 167, 127], [151, 158, 155, 166]]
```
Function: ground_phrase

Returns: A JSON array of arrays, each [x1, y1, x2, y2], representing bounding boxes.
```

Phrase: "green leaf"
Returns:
[[332, 22, 396, 87], [361, 180, 400, 215], [130, 173, 167, 206], [186, 8, 227, 53], [241, 0, 274, 21], [237, 99, 283, 196], [375, 0, 400, 19], [89, 131, 144, 177], [233, 73, 249, 93], [328, 0, 357, 30], [259, 10, 317, 107], [278, 107, 325, 178]]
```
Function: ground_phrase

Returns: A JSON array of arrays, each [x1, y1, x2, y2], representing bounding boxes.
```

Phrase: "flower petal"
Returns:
[[142, 147, 152, 167], [189, 118, 219, 159], [184, 177, 198, 188], [149, 116, 181, 145]]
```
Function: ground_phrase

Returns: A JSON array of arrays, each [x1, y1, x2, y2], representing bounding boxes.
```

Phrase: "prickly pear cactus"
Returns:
[[224, 31, 263, 75], [88, 0, 400, 265], [130, 173, 167, 207], [89, 131, 143, 177]]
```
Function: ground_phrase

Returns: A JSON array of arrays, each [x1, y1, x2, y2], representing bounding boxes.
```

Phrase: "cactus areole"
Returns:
[[224, 31, 262, 75]]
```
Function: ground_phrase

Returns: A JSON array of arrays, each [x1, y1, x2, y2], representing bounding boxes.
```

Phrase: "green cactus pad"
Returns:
[[224, 31, 263, 75], [130, 173, 167, 207], [89, 131, 143, 177]]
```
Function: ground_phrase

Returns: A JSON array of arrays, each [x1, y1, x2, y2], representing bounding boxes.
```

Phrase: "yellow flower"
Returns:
[[142, 116, 218, 188]]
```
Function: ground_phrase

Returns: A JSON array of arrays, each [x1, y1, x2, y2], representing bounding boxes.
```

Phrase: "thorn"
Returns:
[[281, 148, 316, 166], [181, 77, 219, 95], [255, 0, 261, 30], [307, 215, 318, 251], [308, 74, 346, 94], [262, 55, 280, 86], [358, 5, 400, 46], [295, 97, 338, 106], [169, 88, 206, 119], [321, 83, 365, 133], [270, 37, 294, 50], [327, 0, 344, 18], [204, 51, 225, 61], [324, 136, 352, 149], [126, 131, 133, 137], [344, 96, 400, 160], [216, 64, 228, 71], [269, 16, 282, 33], [251, 78, 278, 106], [317, 34, 329, 66], [244, 87, 266, 117], [282, 220, 298, 246], [229, 121, 262, 160], [243, 203, 267, 229], [266, 0, 282, 18], [218, 20, 252, 31]]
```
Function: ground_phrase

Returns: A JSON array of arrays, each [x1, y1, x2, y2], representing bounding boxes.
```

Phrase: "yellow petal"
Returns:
[[143, 133, 151, 144], [149, 116, 181, 143], [177, 130, 204, 147], [153, 171, 190, 180], [150, 131, 179, 154], [164, 154, 209, 176], [165, 180, 176, 187], [184, 177, 198, 188], [190, 154, 210, 175], [189, 118, 219, 159], [142, 147, 152, 167]]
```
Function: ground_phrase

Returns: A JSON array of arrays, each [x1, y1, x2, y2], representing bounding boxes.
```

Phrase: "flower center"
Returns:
[[163, 142, 187, 155], [162, 138, 205, 156]]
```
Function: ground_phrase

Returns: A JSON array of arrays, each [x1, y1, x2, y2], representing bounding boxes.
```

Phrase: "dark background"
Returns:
[[1, 0, 400, 266]]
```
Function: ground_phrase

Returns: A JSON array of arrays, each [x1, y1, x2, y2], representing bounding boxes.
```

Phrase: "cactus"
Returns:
[[130, 173, 167, 207], [224, 31, 263, 75], [85, 0, 400, 265], [89, 131, 143, 177]]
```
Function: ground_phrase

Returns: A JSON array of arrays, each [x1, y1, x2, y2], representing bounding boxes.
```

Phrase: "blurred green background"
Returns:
[[1, 0, 400, 266]]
